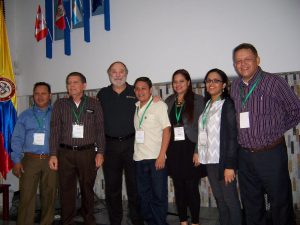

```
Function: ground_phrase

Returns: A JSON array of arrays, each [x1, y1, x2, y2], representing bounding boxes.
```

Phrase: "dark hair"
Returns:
[[107, 61, 128, 75], [203, 68, 229, 102], [172, 69, 194, 122], [233, 43, 258, 60], [66, 72, 86, 84], [134, 76, 152, 89], [33, 82, 51, 93]]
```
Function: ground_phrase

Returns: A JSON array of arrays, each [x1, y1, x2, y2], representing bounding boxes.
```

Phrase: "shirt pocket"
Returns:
[[251, 91, 273, 115]]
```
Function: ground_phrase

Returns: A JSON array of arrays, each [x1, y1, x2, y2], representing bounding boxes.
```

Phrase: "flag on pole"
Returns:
[[35, 5, 48, 42], [72, 0, 82, 26], [0, 1, 17, 179], [55, 0, 66, 30]]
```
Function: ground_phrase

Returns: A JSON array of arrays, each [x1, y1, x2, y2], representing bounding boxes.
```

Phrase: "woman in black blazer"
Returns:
[[198, 68, 242, 225], [165, 69, 206, 225]]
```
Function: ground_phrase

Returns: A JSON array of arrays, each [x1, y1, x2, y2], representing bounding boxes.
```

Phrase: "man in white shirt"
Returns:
[[133, 77, 171, 225]]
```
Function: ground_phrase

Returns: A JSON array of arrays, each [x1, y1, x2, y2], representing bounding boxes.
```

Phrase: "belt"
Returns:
[[59, 143, 95, 151], [24, 152, 49, 159], [105, 133, 135, 141], [245, 137, 285, 153]]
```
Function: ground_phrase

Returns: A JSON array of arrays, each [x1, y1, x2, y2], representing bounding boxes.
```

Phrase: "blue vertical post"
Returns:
[[45, 0, 53, 59], [104, 0, 110, 31], [83, 0, 90, 42], [64, 0, 71, 55]]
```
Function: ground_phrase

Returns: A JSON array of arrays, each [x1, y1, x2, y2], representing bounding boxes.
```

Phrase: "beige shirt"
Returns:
[[134, 97, 171, 161]]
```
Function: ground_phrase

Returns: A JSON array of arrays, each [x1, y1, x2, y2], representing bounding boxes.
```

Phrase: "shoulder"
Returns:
[[194, 94, 204, 103], [222, 97, 235, 113], [231, 77, 241, 87], [152, 100, 168, 110], [18, 108, 32, 120], [165, 94, 175, 104]]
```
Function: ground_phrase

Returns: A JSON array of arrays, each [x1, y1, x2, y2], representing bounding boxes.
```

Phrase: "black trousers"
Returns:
[[172, 177, 200, 224], [58, 149, 97, 225], [103, 137, 143, 225], [239, 142, 295, 225]]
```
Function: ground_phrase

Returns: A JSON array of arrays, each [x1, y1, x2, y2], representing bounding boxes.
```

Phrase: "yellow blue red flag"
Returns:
[[0, 1, 17, 179]]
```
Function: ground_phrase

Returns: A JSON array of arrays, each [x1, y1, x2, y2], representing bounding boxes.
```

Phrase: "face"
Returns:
[[33, 85, 51, 109], [234, 48, 260, 82], [108, 63, 127, 87], [66, 75, 86, 98], [134, 81, 152, 105], [205, 72, 226, 98], [172, 73, 190, 96]]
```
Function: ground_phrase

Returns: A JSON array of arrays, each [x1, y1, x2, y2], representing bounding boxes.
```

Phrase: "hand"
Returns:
[[49, 156, 58, 171], [224, 169, 235, 185], [155, 155, 166, 170], [95, 153, 104, 168], [193, 153, 200, 167], [13, 163, 24, 178], [152, 95, 161, 103]]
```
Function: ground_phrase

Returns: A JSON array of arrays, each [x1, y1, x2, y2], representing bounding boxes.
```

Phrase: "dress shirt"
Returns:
[[11, 105, 52, 164], [231, 67, 300, 149], [49, 95, 105, 155], [134, 96, 171, 161]]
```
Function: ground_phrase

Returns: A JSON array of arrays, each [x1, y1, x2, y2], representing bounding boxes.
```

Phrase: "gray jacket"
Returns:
[[165, 94, 205, 143]]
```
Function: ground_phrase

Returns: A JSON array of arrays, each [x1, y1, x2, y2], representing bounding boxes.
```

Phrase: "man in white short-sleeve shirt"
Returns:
[[133, 77, 171, 225]]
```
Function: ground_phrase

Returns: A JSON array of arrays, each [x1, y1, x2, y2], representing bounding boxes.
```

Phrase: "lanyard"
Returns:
[[175, 102, 185, 124], [136, 98, 153, 129], [201, 97, 221, 129], [201, 100, 212, 129], [32, 107, 49, 130], [239, 75, 262, 109], [72, 96, 87, 124]]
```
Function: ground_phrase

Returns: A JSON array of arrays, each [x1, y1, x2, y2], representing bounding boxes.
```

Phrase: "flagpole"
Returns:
[[47, 28, 53, 42], [66, 17, 71, 30]]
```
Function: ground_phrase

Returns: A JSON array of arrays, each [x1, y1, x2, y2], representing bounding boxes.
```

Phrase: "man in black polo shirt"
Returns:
[[97, 61, 143, 225]]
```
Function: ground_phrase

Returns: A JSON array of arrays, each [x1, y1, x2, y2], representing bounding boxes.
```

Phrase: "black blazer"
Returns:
[[218, 97, 239, 180]]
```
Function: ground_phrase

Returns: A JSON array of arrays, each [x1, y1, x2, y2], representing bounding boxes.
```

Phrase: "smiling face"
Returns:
[[108, 62, 127, 88], [172, 73, 190, 96], [234, 48, 260, 83], [205, 72, 226, 100], [33, 85, 51, 109], [134, 81, 152, 106]]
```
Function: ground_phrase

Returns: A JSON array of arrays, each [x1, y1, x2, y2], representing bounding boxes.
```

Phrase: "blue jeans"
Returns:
[[135, 159, 168, 225]]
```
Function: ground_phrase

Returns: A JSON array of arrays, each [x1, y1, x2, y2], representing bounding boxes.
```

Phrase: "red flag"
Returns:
[[34, 5, 48, 42], [55, 0, 66, 30]]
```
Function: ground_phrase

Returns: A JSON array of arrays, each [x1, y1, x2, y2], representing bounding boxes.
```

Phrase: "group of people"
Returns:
[[10, 43, 300, 225]]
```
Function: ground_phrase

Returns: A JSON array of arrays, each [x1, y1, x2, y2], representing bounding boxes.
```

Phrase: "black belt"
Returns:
[[244, 137, 285, 153], [105, 133, 135, 141], [59, 143, 95, 151]]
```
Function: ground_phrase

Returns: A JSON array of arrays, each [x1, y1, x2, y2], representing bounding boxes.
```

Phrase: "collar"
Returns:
[[33, 104, 51, 112]]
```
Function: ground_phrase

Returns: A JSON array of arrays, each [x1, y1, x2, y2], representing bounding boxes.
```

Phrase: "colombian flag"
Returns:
[[0, 1, 17, 179]]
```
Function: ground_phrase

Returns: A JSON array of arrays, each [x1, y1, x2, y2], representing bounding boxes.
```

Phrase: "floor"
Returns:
[[1, 200, 300, 225], [1, 199, 219, 225]]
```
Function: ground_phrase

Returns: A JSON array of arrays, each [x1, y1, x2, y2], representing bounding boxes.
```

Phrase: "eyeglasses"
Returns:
[[234, 58, 256, 66], [205, 79, 223, 84]]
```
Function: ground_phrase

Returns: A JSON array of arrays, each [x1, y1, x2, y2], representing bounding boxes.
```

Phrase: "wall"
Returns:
[[5, 0, 300, 96]]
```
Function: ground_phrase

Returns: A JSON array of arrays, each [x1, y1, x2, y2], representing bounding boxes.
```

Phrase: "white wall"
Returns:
[[6, 0, 300, 96]]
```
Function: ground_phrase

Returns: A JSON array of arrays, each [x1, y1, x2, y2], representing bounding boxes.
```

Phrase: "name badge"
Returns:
[[198, 129, 207, 146], [72, 123, 84, 138], [33, 133, 45, 145], [135, 130, 145, 144], [240, 112, 250, 128], [174, 126, 185, 141]]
